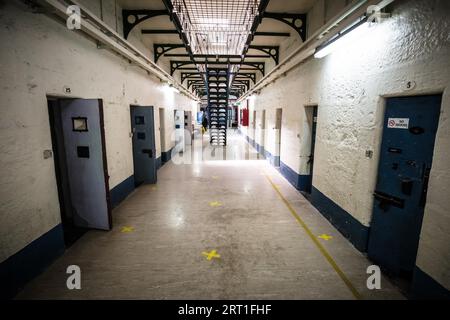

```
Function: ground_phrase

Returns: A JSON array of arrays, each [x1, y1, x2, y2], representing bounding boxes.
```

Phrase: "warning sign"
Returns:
[[387, 118, 409, 129]]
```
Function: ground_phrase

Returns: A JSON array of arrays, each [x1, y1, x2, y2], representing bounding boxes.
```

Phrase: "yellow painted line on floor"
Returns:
[[264, 174, 362, 300]]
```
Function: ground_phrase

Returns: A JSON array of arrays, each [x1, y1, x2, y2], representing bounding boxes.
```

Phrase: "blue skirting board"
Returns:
[[239, 129, 449, 298], [0, 224, 65, 299], [161, 148, 173, 164], [411, 266, 450, 300], [280, 161, 311, 192], [110, 175, 135, 208], [311, 187, 369, 252], [111, 150, 172, 208], [238, 129, 369, 252]]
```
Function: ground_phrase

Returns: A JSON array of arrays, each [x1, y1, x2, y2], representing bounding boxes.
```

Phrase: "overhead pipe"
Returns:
[[30, 0, 199, 101], [238, 0, 395, 102]]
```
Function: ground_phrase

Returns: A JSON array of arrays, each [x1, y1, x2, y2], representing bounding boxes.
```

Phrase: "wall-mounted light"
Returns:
[[314, 17, 369, 59]]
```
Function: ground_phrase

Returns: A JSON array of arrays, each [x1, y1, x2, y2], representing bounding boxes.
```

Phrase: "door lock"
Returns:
[[373, 191, 405, 211]]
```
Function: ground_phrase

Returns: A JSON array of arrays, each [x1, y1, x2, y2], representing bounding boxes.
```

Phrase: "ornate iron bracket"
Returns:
[[249, 45, 279, 65], [263, 12, 307, 41], [123, 10, 169, 39], [234, 80, 250, 90], [170, 61, 198, 75], [154, 44, 185, 63], [181, 72, 202, 83], [234, 73, 256, 84], [188, 80, 204, 89]]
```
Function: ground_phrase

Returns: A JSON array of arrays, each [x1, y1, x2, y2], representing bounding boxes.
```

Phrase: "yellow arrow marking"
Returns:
[[202, 250, 221, 261], [121, 226, 134, 233], [209, 201, 222, 207], [318, 234, 333, 241]]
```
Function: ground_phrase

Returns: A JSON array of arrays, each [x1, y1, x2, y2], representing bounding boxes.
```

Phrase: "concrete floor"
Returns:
[[17, 130, 404, 300]]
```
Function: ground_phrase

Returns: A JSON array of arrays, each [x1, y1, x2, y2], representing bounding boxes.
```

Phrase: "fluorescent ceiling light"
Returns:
[[314, 20, 369, 59]]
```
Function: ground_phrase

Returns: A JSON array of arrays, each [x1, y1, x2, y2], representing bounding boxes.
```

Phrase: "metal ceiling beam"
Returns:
[[243, 0, 271, 54], [161, 0, 195, 60], [263, 12, 307, 41], [142, 30, 291, 37], [234, 73, 256, 84], [255, 31, 290, 37], [153, 43, 186, 63], [249, 45, 279, 64], [164, 53, 271, 60], [141, 29, 179, 34], [181, 72, 202, 83], [171, 60, 265, 76], [122, 10, 169, 39]]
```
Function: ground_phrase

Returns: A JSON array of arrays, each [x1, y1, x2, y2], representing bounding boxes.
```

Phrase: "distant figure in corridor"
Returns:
[[202, 114, 209, 134]]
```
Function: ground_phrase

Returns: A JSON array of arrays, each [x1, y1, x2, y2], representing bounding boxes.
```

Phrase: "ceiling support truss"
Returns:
[[263, 12, 307, 41], [153, 43, 185, 63], [171, 60, 265, 76], [122, 10, 169, 39], [249, 45, 279, 65]]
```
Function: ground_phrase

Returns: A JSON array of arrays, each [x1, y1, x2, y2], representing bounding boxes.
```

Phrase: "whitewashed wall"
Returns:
[[0, 1, 196, 263], [244, 0, 450, 289]]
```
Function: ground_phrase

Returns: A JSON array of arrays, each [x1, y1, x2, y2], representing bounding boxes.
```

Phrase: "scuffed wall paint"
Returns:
[[245, 0, 449, 288], [0, 1, 196, 262]]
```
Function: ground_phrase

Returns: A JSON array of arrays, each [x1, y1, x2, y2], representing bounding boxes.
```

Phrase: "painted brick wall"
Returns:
[[245, 0, 450, 290], [0, 1, 196, 263]]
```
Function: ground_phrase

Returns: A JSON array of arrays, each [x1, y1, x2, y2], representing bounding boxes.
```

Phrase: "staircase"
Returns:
[[207, 67, 229, 146]]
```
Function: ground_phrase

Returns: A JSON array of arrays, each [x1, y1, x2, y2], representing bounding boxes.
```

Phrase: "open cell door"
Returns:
[[58, 99, 112, 231], [131, 106, 157, 186]]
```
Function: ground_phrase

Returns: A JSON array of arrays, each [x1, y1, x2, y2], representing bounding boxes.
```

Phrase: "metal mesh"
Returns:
[[172, 0, 260, 55]]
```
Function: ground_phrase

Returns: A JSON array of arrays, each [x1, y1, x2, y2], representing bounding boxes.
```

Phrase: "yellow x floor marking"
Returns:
[[202, 250, 221, 261], [318, 234, 333, 241], [212, 176, 220, 180], [264, 174, 362, 300], [209, 201, 222, 207], [121, 226, 134, 233]]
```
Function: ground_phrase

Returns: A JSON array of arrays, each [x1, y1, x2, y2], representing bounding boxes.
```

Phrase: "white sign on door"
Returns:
[[387, 118, 409, 129]]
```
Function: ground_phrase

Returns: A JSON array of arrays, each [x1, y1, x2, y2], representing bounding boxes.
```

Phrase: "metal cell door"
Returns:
[[59, 99, 112, 230], [274, 108, 283, 167], [306, 105, 318, 193], [131, 106, 157, 186], [368, 95, 442, 276]]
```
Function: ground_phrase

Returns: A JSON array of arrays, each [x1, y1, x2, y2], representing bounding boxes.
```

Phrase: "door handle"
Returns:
[[374, 191, 405, 211]]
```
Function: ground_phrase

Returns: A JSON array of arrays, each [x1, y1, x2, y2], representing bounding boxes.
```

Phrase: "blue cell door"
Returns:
[[59, 99, 112, 230], [368, 95, 442, 276], [131, 106, 157, 186]]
